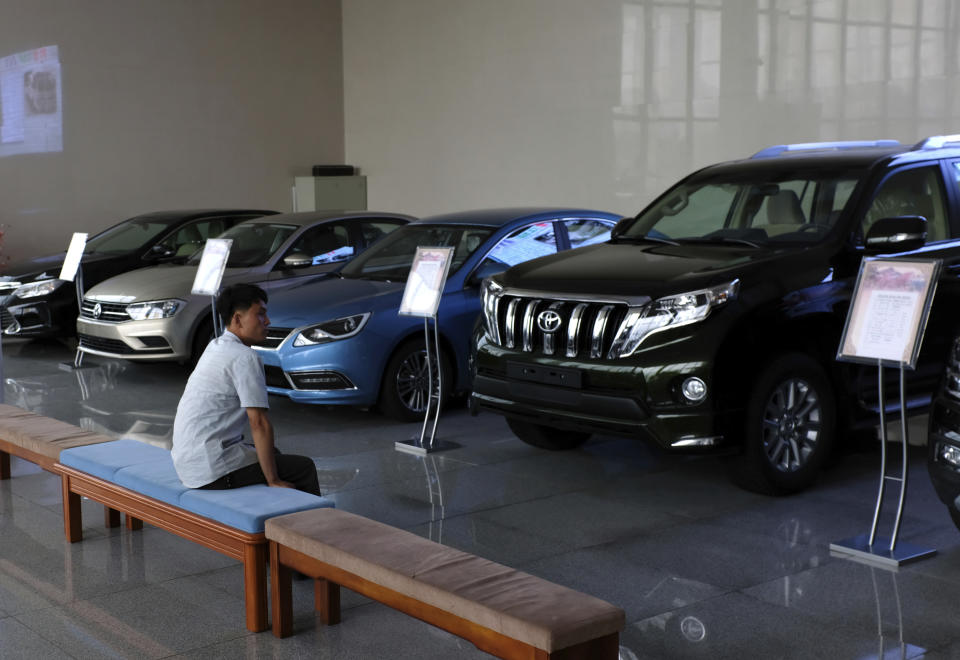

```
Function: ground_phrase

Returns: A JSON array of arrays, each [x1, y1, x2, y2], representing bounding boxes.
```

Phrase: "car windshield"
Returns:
[[86, 219, 175, 255], [187, 223, 298, 268], [620, 168, 863, 246], [341, 224, 494, 282]]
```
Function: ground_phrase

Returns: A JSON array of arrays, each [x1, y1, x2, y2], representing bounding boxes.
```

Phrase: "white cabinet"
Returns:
[[293, 176, 367, 211]]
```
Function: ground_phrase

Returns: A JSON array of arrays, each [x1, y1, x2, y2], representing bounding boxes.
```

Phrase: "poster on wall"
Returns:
[[399, 247, 454, 318], [837, 258, 941, 369], [0, 45, 63, 157]]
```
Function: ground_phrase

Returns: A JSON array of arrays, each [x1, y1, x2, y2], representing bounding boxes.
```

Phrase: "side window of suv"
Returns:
[[862, 166, 948, 243]]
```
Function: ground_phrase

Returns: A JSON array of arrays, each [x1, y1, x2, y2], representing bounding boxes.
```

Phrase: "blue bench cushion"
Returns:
[[59, 438, 332, 533], [60, 439, 171, 480]]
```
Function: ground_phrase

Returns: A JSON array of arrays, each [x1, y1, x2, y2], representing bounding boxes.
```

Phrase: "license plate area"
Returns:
[[507, 361, 582, 389]]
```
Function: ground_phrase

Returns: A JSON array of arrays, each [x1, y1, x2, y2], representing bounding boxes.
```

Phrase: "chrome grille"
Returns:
[[80, 298, 130, 322], [492, 295, 629, 359]]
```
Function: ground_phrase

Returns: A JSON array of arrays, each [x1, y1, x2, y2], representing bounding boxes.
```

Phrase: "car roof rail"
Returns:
[[913, 134, 960, 150], [750, 140, 901, 159]]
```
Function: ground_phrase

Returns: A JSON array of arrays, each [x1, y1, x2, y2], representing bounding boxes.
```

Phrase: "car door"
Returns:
[[355, 219, 408, 252], [855, 162, 960, 407], [267, 222, 354, 286]]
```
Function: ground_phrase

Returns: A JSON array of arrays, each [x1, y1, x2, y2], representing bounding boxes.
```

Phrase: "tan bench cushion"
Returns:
[[266, 508, 624, 652], [0, 404, 114, 461]]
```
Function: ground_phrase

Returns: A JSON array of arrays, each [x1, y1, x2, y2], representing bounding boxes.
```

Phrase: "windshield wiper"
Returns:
[[614, 234, 681, 246]]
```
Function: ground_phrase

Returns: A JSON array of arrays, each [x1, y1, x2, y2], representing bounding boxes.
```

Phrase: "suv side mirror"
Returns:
[[864, 215, 927, 253], [609, 217, 633, 240], [282, 253, 313, 269]]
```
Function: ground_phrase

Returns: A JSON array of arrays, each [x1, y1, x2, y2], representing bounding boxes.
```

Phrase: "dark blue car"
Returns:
[[255, 208, 620, 420]]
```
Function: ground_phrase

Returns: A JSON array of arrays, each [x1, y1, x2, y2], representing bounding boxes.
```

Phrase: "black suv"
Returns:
[[473, 137, 960, 494], [928, 335, 960, 528]]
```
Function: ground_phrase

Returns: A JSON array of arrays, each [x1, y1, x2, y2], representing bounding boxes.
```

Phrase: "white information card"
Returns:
[[59, 232, 88, 282], [837, 258, 941, 369], [191, 238, 233, 296], [399, 246, 454, 318]]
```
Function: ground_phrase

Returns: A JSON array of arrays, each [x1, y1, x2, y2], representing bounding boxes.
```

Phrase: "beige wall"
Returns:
[[343, 0, 960, 218], [0, 0, 344, 264]]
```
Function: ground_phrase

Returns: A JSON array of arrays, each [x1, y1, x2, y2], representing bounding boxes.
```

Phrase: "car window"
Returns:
[[187, 223, 298, 268], [341, 224, 494, 281], [863, 166, 948, 243], [482, 222, 557, 267], [156, 218, 231, 258], [626, 169, 863, 245], [86, 220, 173, 255], [359, 220, 406, 247], [283, 223, 352, 266], [564, 218, 614, 249]]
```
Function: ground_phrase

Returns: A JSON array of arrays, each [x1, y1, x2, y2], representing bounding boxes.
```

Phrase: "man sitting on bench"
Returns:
[[172, 283, 321, 496]]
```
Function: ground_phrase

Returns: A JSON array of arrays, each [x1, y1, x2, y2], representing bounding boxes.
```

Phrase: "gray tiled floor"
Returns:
[[1, 337, 959, 658]]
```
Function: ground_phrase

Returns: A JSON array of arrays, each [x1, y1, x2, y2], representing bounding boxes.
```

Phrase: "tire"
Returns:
[[378, 339, 452, 422], [506, 419, 590, 450], [191, 318, 215, 365], [727, 353, 836, 495]]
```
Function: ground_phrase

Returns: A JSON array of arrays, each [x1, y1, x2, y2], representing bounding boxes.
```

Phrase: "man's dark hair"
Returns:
[[217, 283, 268, 326]]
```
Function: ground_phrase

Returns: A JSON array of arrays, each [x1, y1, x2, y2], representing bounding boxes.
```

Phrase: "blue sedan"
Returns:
[[255, 207, 620, 420]]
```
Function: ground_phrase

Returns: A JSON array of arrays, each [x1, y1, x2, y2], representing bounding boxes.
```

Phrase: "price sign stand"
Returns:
[[830, 257, 940, 569], [59, 233, 93, 371], [395, 247, 459, 456], [191, 239, 233, 346]]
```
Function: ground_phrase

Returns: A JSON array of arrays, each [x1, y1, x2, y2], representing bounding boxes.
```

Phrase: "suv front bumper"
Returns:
[[472, 339, 740, 453]]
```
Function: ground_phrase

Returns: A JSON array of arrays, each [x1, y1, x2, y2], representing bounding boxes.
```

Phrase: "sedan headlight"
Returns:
[[608, 280, 739, 358], [293, 313, 370, 347], [14, 279, 64, 299], [125, 299, 183, 320]]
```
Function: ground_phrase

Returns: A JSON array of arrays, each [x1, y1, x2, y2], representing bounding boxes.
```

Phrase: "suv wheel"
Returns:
[[727, 353, 836, 495], [378, 340, 451, 422], [506, 419, 590, 450]]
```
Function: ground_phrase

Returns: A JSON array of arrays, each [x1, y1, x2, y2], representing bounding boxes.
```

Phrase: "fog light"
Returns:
[[940, 443, 960, 469], [681, 377, 707, 402]]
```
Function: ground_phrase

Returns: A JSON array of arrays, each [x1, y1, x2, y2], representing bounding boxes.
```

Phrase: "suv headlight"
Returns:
[[14, 279, 65, 299], [293, 313, 370, 347], [125, 299, 183, 320], [608, 280, 739, 358]]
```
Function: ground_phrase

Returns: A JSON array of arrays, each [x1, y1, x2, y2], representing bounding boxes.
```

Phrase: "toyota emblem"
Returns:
[[537, 309, 562, 333], [92, 303, 102, 319]]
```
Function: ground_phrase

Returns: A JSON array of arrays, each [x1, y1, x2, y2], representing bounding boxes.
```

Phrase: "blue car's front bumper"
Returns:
[[256, 331, 388, 406]]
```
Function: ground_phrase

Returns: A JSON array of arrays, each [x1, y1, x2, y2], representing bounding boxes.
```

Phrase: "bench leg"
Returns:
[[316, 578, 340, 625], [61, 475, 83, 543], [125, 514, 143, 531], [104, 507, 121, 528], [0, 450, 9, 480], [270, 541, 293, 638], [244, 542, 268, 633]]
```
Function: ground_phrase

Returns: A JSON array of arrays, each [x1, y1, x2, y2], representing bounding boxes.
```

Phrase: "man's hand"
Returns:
[[268, 479, 296, 489]]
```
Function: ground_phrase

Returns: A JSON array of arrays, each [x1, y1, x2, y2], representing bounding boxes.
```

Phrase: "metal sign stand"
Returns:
[[829, 361, 936, 568], [60, 269, 94, 371], [395, 246, 459, 456], [395, 316, 459, 455]]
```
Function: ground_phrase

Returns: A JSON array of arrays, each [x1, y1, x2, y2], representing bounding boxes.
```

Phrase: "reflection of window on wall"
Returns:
[[616, 1, 721, 205]]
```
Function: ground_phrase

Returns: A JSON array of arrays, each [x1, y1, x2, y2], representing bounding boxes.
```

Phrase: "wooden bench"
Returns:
[[266, 508, 624, 659], [54, 439, 333, 633], [0, 403, 114, 478]]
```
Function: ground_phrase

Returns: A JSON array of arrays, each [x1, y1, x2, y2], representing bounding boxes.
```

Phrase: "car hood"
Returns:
[[84, 265, 252, 302], [2, 252, 119, 283], [495, 242, 824, 298], [267, 276, 405, 327]]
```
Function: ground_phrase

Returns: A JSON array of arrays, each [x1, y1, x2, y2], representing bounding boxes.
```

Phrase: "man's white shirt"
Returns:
[[171, 330, 268, 487]]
